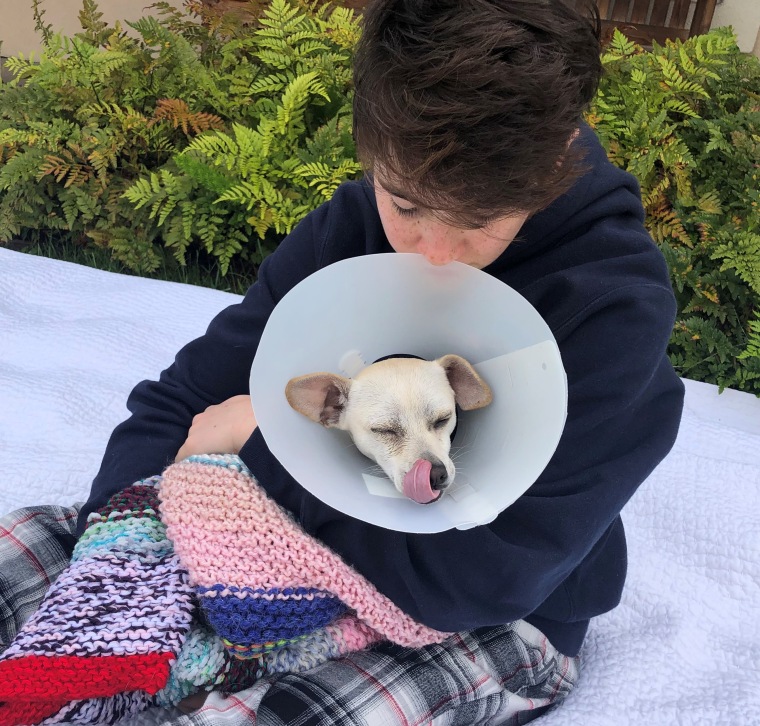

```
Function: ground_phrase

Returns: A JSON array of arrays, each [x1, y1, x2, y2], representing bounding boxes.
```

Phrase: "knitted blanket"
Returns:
[[0, 455, 448, 725]]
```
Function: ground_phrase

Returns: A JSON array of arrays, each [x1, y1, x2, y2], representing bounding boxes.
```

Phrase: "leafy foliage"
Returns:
[[0, 0, 361, 274], [2, 8, 759, 394], [589, 29, 760, 394], [123, 1, 361, 272]]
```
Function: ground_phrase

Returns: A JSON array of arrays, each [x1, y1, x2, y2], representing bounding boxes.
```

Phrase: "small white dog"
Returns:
[[285, 355, 492, 504]]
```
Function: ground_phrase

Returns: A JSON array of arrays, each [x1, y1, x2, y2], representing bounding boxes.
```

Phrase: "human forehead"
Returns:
[[374, 176, 497, 226], [373, 174, 526, 235], [372, 175, 414, 202]]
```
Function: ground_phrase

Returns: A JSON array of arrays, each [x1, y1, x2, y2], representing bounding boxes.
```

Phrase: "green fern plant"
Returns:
[[740, 318, 760, 361], [122, 0, 361, 273], [0, 0, 232, 271], [4, 6, 759, 395], [0, 0, 362, 274], [589, 28, 760, 393]]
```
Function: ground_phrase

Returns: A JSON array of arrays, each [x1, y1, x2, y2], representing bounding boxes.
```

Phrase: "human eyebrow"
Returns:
[[375, 179, 413, 202]]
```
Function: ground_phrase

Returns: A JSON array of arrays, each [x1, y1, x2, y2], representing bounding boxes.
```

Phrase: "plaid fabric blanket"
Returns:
[[0, 455, 449, 725]]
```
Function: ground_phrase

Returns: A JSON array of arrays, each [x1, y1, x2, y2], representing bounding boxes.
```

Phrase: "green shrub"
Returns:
[[0, 0, 361, 273], [589, 28, 760, 393]]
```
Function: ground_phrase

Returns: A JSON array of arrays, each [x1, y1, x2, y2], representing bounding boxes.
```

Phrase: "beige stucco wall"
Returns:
[[711, 0, 760, 55], [1, 0, 758, 58], [0, 0, 183, 58]]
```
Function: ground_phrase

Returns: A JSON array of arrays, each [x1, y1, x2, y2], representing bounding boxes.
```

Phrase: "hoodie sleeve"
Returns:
[[75, 204, 326, 535], [240, 278, 685, 632]]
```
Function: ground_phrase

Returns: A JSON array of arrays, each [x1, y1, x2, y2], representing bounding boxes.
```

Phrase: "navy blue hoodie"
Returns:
[[78, 126, 684, 657]]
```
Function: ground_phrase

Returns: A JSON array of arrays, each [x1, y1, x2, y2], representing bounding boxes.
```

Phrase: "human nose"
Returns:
[[415, 226, 464, 266]]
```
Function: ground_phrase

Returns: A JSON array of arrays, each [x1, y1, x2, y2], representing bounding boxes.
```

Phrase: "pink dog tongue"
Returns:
[[402, 459, 440, 504]]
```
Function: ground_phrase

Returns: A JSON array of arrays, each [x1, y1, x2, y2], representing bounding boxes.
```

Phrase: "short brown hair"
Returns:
[[353, 0, 602, 226]]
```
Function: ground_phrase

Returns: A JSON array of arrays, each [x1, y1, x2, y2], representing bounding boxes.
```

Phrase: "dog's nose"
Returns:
[[430, 464, 449, 491]]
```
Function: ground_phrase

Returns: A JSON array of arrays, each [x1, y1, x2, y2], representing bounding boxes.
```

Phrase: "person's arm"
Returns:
[[240, 281, 685, 632], [75, 206, 325, 535]]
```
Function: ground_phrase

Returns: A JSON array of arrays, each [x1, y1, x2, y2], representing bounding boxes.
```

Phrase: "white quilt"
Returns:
[[1, 247, 758, 725]]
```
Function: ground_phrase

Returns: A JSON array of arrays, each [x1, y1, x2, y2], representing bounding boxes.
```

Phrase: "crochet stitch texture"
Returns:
[[0, 456, 449, 725], [160, 455, 449, 657], [0, 478, 195, 725]]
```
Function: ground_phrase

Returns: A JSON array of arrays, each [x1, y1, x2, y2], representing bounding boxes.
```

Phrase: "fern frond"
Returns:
[[712, 232, 760, 295], [603, 29, 639, 61], [259, 0, 302, 32], [276, 72, 329, 134], [647, 201, 693, 247], [31, 0, 53, 45], [152, 99, 225, 135], [294, 158, 361, 199], [0, 148, 47, 191], [739, 318, 760, 360], [88, 50, 133, 78], [696, 191, 722, 216], [250, 72, 292, 95], [174, 153, 233, 194], [2, 53, 41, 84], [77, 0, 110, 46]]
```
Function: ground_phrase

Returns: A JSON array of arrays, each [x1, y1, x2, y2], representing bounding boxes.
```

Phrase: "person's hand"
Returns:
[[175, 395, 257, 462]]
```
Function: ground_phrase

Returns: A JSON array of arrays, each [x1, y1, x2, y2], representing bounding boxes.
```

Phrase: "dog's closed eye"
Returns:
[[431, 415, 452, 430], [371, 426, 403, 437]]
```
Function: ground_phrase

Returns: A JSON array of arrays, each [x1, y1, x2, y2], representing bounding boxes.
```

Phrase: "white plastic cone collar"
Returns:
[[249, 253, 567, 533]]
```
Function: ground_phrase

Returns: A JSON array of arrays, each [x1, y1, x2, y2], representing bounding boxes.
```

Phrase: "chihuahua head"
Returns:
[[285, 355, 492, 504]]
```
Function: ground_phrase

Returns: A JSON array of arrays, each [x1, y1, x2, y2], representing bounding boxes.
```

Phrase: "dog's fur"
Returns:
[[285, 355, 492, 501]]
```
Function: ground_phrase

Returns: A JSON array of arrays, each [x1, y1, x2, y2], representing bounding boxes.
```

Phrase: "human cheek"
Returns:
[[385, 217, 422, 254]]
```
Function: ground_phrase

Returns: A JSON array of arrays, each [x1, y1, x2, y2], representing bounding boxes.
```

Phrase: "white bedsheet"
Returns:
[[1, 247, 758, 725]]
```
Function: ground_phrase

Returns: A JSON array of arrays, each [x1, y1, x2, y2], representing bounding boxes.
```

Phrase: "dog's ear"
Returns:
[[436, 355, 493, 411], [285, 373, 351, 427]]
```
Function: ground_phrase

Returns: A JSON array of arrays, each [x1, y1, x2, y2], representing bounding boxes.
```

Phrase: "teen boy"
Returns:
[[1, 2, 684, 723]]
